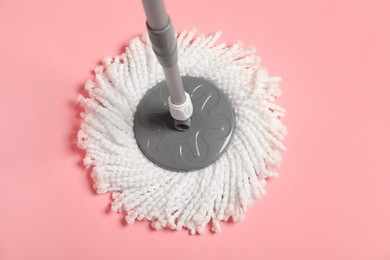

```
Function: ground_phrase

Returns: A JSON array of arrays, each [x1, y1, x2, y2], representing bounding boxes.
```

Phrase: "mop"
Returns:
[[78, 0, 287, 234]]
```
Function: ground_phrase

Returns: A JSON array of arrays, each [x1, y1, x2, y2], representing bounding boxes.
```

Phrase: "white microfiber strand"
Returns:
[[77, 30, 287, 234]]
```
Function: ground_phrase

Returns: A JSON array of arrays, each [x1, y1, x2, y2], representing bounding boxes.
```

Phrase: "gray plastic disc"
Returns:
[[134, 76, 235, 172]]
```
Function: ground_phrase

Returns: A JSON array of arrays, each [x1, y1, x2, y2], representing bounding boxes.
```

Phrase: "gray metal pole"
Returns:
[[141, 0, 186, 105], [141, 0, 167, 30], [141, 0, 193, 131]]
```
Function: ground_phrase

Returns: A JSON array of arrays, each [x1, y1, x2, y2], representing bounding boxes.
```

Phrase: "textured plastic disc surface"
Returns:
[[134, 76, 235, 172]]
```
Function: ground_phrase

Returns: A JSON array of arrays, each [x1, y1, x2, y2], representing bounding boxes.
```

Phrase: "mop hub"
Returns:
[[134, 76, 235, 172]]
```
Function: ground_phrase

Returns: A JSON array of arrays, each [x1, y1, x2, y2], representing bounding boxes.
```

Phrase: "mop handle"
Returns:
[[141, 0, 193, 130], [141, 0, 185, 104]]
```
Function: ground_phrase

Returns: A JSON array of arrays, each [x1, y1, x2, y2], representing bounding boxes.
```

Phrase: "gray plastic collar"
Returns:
[[147, 16, 178, 68]]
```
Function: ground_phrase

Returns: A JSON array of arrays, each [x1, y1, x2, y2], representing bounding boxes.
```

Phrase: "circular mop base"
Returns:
[[78, 30, 287, 233], [134, 76, 235, 172]]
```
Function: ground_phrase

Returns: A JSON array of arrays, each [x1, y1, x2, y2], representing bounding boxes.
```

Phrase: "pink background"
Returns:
[[0, 0, 389, 259]]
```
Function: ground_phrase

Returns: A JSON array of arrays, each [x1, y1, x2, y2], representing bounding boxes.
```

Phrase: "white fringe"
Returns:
[[78, 29, 287, 234]]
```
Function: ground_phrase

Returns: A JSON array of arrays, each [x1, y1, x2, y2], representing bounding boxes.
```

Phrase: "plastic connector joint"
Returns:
[[168, 92, 193, 121]]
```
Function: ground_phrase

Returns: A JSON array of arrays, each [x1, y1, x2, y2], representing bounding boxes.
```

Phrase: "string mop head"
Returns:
[[78, 30, 287, 234]]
